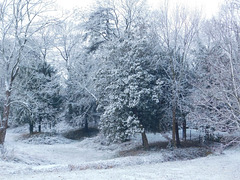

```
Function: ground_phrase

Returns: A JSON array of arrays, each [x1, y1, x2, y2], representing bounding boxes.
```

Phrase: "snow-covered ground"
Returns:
[[1, 126, 240, 180]]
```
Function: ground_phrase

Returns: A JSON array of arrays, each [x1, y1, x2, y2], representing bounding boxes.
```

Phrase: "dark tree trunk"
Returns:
[[0, 128, 6, 144], [38, 124, 41, 133], [172, 105, 176, 147], [0, 90, 11, 144], [175, 122, 181, 147], [182, 119, 187, 141], [84, 115, 89, 133], [38, 117, 42, 133], [141, 130, 149, 149], [29, 122, 34, 134]]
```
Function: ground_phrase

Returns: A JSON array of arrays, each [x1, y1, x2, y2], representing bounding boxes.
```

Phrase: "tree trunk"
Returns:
[[175, 122, 181, 147], [141, 130, 149, 149], [0, 90, 11, 144], [182, 119, 187, 141], [38, 124, 41, 133], [0, 128, 6, 144], [172, 105, 176, 147], [38, 117, 42, 133], [84, 115, 89, 133], [29, 122, 34, 134]]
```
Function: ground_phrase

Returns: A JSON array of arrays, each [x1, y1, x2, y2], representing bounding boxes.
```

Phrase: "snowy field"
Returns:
[[0, 126, 240, 180]]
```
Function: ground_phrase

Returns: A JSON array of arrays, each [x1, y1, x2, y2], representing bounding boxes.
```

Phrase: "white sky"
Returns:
[[56, 0, 224, 18], [149, 0, 224, 18]]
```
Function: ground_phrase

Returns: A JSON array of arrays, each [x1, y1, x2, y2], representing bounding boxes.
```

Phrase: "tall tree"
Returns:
[[54, 10, 99, 131], [189, 0, 240, 135], [91, 1, 164, 148], [0, 0, 53, 144], [152, 1, 201, 146], [96, 37, 162, 147]]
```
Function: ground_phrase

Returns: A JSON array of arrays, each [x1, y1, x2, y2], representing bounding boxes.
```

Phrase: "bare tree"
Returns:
[[189, 0, 240, 136], [153, 1, 201, 147]]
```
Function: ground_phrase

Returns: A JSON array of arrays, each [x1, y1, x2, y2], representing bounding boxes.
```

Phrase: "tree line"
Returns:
[[0, 0, 239, 148]]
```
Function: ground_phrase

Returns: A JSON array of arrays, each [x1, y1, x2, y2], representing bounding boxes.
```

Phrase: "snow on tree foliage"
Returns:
[[95, 37, 163, 142], [100, 102, 141, 142], [65, 70, 98, 131], [11, 57, 63, 134], [0, 0, 56, 144], [1, 0, 239, 147], [188, 1, 240, 135]]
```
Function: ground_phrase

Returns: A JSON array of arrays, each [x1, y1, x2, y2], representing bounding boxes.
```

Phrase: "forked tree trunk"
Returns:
[[141, 130, 149, 149], [0, 90, 11, 144]]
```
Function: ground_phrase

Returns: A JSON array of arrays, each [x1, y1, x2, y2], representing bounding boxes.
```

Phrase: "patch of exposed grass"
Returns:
[[63, 128, 99, 140], [118, 140, 208, 158]]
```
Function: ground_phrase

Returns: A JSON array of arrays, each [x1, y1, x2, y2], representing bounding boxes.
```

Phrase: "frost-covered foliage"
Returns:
[[63, 48, 99, 130], [96, 37, 163, 142], [2, 0, 240, 147], [85, 7, 117, 52], [188, 1, 240, 134], [82, 0, 165, 143], [54, 10, 100, 130], [65, 71, 98, 130], [0, 0, 54, 144], [100, 104, 141, 142], [151, 4, 201, 145], [11, 57, 63, 133]]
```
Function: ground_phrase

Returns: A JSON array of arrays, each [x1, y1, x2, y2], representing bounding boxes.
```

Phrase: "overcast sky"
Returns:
[[56, 0, 224, 18]]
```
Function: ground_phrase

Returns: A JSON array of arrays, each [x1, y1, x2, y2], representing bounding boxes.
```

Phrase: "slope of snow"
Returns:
[[3, 149, 240, 180], [1, 126, 240, 180]]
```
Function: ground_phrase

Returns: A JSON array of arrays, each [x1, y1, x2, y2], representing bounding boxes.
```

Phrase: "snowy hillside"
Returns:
[[1, 126, 239, 180]]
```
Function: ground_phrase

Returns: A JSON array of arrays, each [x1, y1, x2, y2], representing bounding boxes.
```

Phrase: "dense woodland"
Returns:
[[0, 0, 240, 149]]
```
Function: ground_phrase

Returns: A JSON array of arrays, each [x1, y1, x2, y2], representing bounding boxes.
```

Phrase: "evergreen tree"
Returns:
[[12, 58, 63, 134], [96, 37, 163, 147]]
